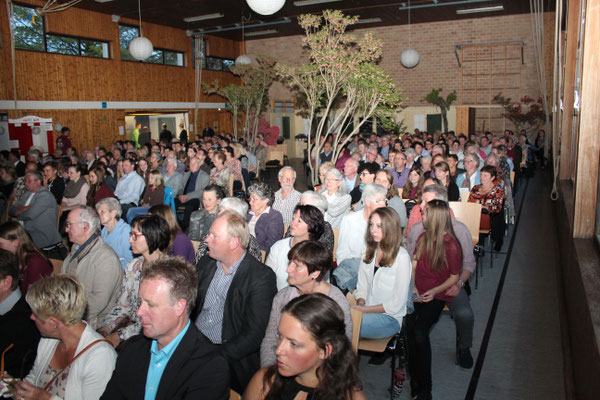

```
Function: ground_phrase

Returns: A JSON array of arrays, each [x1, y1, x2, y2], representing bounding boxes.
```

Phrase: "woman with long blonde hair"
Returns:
[[407, 200, 462, 400]]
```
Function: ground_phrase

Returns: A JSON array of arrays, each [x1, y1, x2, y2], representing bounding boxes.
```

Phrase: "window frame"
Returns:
[[119, 23, 185, 67], [11, 3, 110, 59]]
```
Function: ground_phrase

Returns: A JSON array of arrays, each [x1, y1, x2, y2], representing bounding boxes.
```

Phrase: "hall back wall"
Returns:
[[246, 13, 553, 114], [0, 0, 241, 150]]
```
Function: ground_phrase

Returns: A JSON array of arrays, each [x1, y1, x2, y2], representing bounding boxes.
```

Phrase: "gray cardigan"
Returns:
[[9, 187, 62, 248], [260, 285, 353, 367]]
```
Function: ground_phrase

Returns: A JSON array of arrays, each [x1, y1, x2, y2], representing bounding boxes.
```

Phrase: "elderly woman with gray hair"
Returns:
[[319, 168, 351, 229], [193, 197, 263, 264], [96, 197, 134, 270], [7, 274, 116, 400], [247, 182, 284, 255]]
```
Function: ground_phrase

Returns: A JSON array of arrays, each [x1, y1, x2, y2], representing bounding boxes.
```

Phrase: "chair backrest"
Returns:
[[510, 170, 515, 185], [229, 389, 241, 400], [332, 228, 340, 260], [261, 250, 266, 263], [283, 224, 289, 236], [459, 187, 470, 202], [397, 187, 403, 197], [267, 150, 285, 164], [163, 186, 176, 213], [50, 258, 63, 275], [256, 160, 261, 179], [228, 173, 235, 196], [345, 292, 361, 354], [448, 201, 482, 245]]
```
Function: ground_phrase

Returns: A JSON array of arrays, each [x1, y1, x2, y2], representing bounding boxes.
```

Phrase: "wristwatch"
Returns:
[[458, 279, 465, 288]]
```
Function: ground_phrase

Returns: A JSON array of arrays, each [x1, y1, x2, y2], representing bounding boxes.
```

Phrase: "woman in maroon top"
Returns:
[[0, 221, 53, 294], [407, 200, 462, 400], [86, 165, 114, 207]]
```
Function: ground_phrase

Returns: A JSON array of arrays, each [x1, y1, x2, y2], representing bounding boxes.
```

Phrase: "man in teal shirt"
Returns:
[[101, 258, 229, 400]]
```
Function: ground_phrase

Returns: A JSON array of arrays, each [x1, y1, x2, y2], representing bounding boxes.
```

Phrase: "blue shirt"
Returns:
[[145, 320, 191, 400]]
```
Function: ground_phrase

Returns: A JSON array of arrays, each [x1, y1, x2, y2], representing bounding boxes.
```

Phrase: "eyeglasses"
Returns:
[[324, 178, 339, 182], [360, 171, 373, 176], [129, 231, 144, 241], [65, 221, 84, 229], [374, 198, 388, 205]]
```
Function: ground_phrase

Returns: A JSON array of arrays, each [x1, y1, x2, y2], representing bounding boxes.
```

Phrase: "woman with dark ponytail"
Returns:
[[245, 293, 366, 400]]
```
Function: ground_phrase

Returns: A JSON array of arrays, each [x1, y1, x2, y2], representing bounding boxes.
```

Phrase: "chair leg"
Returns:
[[390, 350, 396, 400]]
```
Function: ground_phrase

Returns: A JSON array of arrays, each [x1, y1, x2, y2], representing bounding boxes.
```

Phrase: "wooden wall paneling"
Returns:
[[572, 0, 600, 238], [455, 106, 469, 135], [561, 0, 580, 180]]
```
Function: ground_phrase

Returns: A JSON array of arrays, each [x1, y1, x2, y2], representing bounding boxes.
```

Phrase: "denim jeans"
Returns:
[[332, 257, 361, 292], [360, 313, 400, 339]]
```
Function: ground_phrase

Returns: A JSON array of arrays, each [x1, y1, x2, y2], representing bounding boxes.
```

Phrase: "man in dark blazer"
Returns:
[[176, 156, 209, 231], [101, 258, 229, 400], [194, 211, 277, 394]]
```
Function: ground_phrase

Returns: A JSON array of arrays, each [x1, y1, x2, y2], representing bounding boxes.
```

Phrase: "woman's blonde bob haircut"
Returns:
[[26, 274, 87, 326]]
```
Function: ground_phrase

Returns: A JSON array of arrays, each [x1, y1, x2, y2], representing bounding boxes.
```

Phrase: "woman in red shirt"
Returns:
[[0, 221, 53, 294], [407, 200, 462, 400]]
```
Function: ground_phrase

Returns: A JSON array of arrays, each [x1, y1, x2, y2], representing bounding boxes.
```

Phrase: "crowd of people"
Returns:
[[0, 126, 543, 400]]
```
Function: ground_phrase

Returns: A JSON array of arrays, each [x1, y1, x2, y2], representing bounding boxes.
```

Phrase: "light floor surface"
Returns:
[[359, 172, 565, 400]]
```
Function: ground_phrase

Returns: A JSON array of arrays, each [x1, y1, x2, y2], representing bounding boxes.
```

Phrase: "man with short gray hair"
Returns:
[[272, 166, 302, 226], [61, 206, 121, 329]]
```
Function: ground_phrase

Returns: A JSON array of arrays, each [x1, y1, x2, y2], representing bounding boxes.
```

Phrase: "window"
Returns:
[[11, 3, 109, 58], [191, 37, 235, 72], [119, 24, 184, 66], [272, 101, 295, 113], [119, 24, 139, 61], [12, 3, 44, 51]]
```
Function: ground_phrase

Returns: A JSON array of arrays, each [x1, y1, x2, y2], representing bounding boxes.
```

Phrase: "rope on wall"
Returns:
[[35, 0, 83, 17], [529, 0, 560, 201], [550, 0, 564, 202], [6, 0, 18, 114], [193, 34, 204, 141]]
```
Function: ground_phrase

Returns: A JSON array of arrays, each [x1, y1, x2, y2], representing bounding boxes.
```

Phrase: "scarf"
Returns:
[[63, 176, 86, 199]]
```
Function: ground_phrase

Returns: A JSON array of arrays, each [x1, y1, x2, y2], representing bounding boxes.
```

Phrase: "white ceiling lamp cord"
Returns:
[[137, 0, 143, 36], [408, 0, 412, 48]]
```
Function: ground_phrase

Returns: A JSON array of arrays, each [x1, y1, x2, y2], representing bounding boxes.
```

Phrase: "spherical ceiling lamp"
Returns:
[[246, 0, 285, 16], [235, 54, 253, 66], [129, 36, 153, 61], [401, 48, 420, 69]]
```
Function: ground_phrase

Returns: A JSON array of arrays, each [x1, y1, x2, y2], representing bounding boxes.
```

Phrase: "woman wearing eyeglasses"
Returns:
[[97, 215, 170, 348]]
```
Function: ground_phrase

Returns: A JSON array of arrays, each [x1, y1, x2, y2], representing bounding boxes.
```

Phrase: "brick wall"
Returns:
[[247, 13, 554, 110]]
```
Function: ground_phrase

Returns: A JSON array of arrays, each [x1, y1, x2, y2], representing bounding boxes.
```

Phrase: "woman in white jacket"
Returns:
[[319, 168, 351, 229], [8, 274, 116, 400], [353, 207, 411, 340]]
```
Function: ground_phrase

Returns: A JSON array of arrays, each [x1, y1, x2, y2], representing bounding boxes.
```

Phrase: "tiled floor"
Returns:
[[359, 172, 565, 399]]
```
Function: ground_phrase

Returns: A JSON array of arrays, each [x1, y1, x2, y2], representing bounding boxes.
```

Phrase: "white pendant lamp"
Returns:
[[129, 0, 153, 61], [246, 0, 285, 16], [401, 0, 419, 69], [236, 16, 253, 66]]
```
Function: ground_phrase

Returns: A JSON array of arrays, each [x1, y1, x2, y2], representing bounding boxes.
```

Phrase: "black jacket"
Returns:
[[194, 253, 277, 393], [0, 294, 40, 378], [101, 323, 229, 400]]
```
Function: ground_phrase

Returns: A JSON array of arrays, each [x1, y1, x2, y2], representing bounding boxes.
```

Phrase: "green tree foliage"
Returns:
[[424, 88, 457, 134], [276, 10, 404, 184]]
